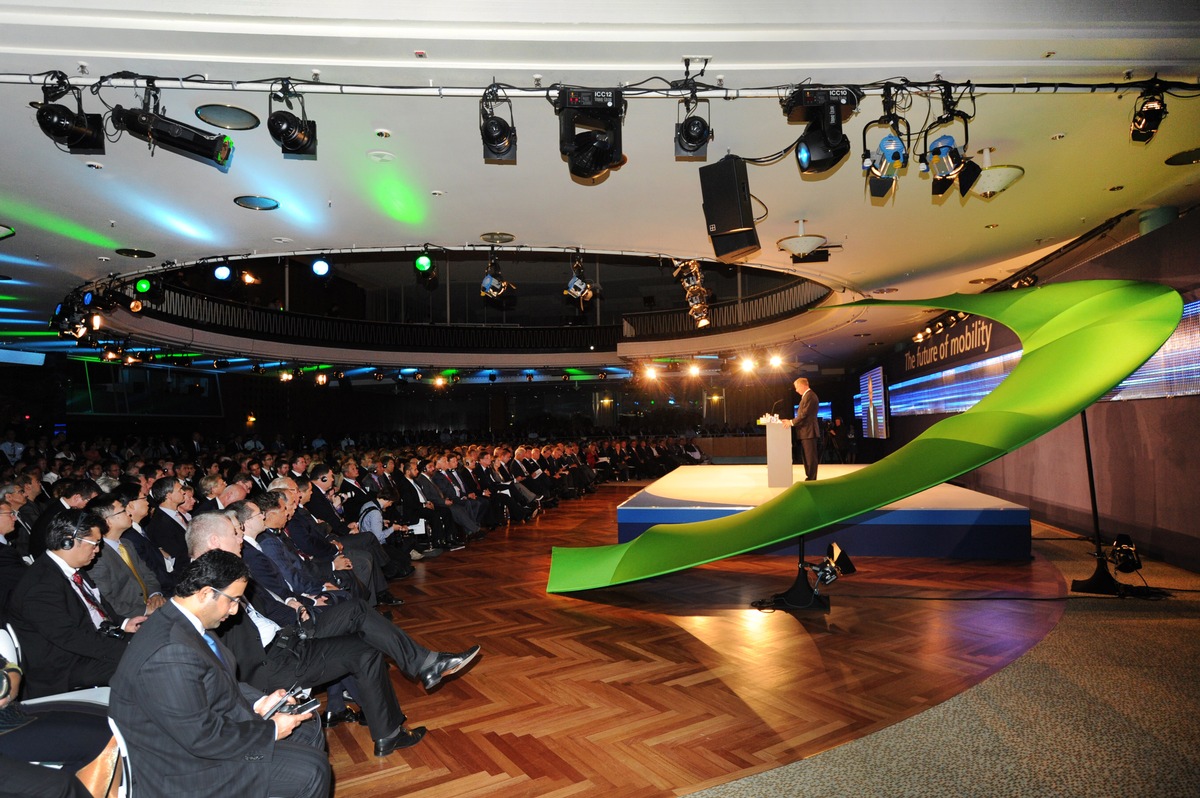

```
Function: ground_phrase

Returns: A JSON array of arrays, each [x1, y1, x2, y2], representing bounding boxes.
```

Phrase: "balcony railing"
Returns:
[[138, 276, 829, 353]]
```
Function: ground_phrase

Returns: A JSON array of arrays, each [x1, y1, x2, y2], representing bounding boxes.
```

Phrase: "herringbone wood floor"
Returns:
[[326, 481, 1066, 797]]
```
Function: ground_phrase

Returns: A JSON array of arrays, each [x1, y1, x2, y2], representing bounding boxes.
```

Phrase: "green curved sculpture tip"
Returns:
[[546, 280, 1183, 593]]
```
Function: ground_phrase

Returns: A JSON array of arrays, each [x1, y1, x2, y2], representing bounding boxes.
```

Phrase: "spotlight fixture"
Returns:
[[133, 276, 165, 304], [315, 372, 328, 386], [672, 259, 711, 329], [311, 258, 330, 277], [861, 84, 909, 198], [279, 370, 294, 382], [32, 71, 105, 155], [776, 219, 828, 259], [112, 81, 234, 171], [1130, 86, 1167, 143], [413, 245, 438, 286], [555, 88, 627, 184], [917, 84, 982, 197], [481, 250, 514, 300], [480, 83, 517, 164], [970, 147, 1025, 198], [781, 86, 859, 174], [564, 251, 594, 308], [488, 372, 497, 382], [267, 80, 317, 158], [674, 99, 712, 161], [251, 363, 265, 375], [526, 372, 534, 382], [1106, 534, 1142, 574], [373, 369, 385, 381], [213, 264, 232, 281]]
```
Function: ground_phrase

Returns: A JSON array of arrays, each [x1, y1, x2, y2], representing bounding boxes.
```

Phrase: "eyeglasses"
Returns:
[[210, 586, 247, 608], [75, 536, 101, 547], [0, 511, 15, 517]]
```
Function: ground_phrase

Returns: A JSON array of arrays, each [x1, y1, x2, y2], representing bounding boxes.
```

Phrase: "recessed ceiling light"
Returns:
[[1050, 132, 1067, 141], [195, 104, 260, 130], [0, 224, 13, 241], [853, 332, 871, 338], [374, 129, 392, 138], [367, 150, 395, 163], [234, 196, 280, 211], [1107, 185, 1125, 192], [872, 287, 898, 294], [480, 232, 515, 244], [1165, 147, 1200, 166], [969, 277, 998, 284], [984, 223, 999, 229], [97, 256, 110, 262], [85, 161, 103, 170], [272, 237, 293, 244], [431, 190, 446, 197], [116, 248, 155, 258]]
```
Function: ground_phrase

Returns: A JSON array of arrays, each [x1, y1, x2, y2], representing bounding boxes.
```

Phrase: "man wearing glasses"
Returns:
[[109, 549, 331, 798], [7, 510, 147, 697], [84, 493, 167, 619]]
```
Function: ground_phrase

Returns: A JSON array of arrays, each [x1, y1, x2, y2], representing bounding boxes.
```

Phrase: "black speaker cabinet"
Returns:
[[699, 156, 760, 263]]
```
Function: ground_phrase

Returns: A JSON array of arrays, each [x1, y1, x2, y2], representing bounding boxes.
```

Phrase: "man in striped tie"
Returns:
[[85, 493, 167, 618]]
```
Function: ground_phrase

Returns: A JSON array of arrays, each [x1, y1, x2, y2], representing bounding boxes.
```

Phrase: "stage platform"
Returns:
[[616, 464, 1032, 560]]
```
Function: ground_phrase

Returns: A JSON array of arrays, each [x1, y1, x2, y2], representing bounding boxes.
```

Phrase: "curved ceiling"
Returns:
[[2, 1, 1199, 371]]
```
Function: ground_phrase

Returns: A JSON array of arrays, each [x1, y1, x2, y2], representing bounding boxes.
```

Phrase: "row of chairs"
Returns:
[[1, 622, 132, 798]]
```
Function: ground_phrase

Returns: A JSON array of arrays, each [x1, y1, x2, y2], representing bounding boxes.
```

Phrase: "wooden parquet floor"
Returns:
[[326, 482, 1066, 797]]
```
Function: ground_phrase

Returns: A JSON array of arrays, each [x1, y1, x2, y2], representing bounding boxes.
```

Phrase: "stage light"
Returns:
[[673, 259, 711, 329], [311, 258, 330, 277], [315, 372, 328, 386], [488, 372, 497, 383], [917, 86, 983, 197], [240, 271, 260, 286], [481, 251, 514, 300], [122, 352, 142, 366], [33, 71, 104, 155], [769, 355, 783, 368], [675, 100, 712, 161], [861, 83, 909, 198], [555, 88, 626, 183], [688, 364, 701, 377], [598, 371, 608, 380], [213, 264, 232, 281], [212, 359, 229, 369], [433, 376, 446, 388], [970, 147, 1025, 198], [644, 365, 657, 380], [526, 372, 534, 382], [564, 252, 593, 307], [812, 542, 856, 586], [864, 133, 908, 197], [373, 369, 385, 381], [740, 357, 755, 373], [112, 88, 234, 171], [1107, 534, 1142, 574], [480, 83, 517, 163], [776, 219, 827, 259], [279, 370, 294, 382], [267, 81, 317, 157], [251, 363, 265, 375], [414, 249, 433, 273], [782, 86, 858, 174], [1130, 89, 1167, 143]]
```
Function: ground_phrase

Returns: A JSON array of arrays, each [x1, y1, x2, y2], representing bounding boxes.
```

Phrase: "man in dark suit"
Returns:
[[0, 498, 28, 619], [789, 377, 821, 481], [107, 549, 331, 798], [8, 510, 147, 697], [144, 476, 190, 577], [27, 478, 98, 559]]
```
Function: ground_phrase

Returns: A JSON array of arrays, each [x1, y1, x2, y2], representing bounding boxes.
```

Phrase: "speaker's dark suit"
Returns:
[[26, 498, 69, 560], [793, 387, 821, 480], [108, 601, 330, 798], [7, 553, 130, 697]]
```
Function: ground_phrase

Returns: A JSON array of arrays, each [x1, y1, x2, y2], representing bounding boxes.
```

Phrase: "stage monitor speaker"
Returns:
[[710, 229, 761, 264], [700, 156, 760, 263]]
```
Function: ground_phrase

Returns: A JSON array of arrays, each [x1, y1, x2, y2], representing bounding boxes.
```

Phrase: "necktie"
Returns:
[[203, 632, 230, 671], [71, 571, 109, 621], [116, 542, 149, 602]]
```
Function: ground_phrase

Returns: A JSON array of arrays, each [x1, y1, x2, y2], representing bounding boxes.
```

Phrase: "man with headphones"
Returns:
[[7, 510, 147, 698]]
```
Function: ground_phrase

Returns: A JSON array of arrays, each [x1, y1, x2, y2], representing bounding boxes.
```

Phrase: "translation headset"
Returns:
[[58, 517, 88, 550]]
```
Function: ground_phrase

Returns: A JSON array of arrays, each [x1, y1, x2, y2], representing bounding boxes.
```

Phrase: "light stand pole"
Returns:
[[1070, 408, 1122, 595]]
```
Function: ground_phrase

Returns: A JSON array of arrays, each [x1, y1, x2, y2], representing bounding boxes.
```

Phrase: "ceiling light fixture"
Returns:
[[267, 79, 317, 158], [971, 147, 1025, 198], [861, 83, 909, 198], [555, 88, 627, 184], [311, 257, 330, 277], [213, 264, 232, 281], [675, 97, 712, 162], [673, 259, 711, 329], [776, 219, 827, 259], [480, 83, 517, 164], [564, 250, 594, 308], [112, 79, 233, 171]]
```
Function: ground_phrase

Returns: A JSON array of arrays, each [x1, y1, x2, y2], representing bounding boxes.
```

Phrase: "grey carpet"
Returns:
[[691, 533, 1200, 798]]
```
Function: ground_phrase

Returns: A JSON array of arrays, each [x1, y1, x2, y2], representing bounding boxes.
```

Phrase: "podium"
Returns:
[[765, 421, 793, 488]]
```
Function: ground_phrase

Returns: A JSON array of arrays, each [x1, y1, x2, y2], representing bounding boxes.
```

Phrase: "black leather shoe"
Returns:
[[323, 707, 365, 728], [419, 645, 481, 690], [376, 591, 404, 606], [374, 725, 427, 756]]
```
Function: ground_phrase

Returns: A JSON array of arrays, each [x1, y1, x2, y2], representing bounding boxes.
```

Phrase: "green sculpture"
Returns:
[[547, 280, 1182, 593]]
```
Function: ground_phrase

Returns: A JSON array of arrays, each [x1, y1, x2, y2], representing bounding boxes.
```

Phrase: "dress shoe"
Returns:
[[374, 725, 427, 756], [419, 645, 481, 690], [323, 707, 365, 728], [419, 547, 443, 558], [376, 591, 404, 607], [408, 549, 425, 561]]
